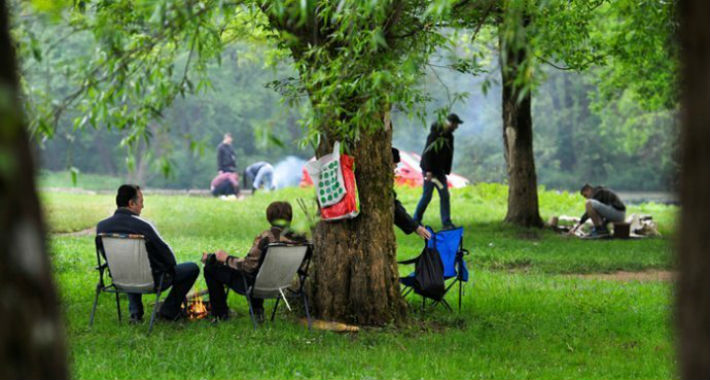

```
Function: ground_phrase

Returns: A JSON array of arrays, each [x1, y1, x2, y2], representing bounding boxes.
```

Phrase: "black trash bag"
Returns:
[[413, 243, 445, 301]]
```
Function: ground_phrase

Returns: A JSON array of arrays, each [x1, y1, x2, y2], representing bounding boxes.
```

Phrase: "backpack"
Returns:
[[412, 242, 445, 301]]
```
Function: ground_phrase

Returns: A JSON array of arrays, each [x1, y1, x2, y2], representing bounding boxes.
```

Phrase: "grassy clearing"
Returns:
[[44, 184, 676, 379]]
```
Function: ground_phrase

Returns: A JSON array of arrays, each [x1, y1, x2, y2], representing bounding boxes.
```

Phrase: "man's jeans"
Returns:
[[128, 262, 199, 319], [253, 165, 274, 190], [203, 262, 263, 318], [412, 172, 452, 226]]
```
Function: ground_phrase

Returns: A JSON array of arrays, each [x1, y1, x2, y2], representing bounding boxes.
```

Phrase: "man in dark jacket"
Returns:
[[217, 133, 237, 173], [96, 185, 199, 322], [412, 113, 463, 229], [569, 183, 626, 237], [393, 148, 431, 240]]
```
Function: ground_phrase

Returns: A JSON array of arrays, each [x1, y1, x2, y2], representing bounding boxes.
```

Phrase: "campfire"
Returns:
[[183, 289, 210, 320]]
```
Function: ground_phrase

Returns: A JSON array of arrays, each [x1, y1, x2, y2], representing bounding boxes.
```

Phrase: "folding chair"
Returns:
[[399, 226, 470, 311], [89, 233, 167, 334], [233, 242, 313, 330]]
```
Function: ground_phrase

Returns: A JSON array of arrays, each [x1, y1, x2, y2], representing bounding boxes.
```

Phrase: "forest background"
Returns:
[[14, 1, 677, 192]]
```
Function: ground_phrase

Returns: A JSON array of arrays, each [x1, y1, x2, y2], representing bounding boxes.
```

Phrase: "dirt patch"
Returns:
[[55, 226, 96, 237], [570, 269, 675, 282]]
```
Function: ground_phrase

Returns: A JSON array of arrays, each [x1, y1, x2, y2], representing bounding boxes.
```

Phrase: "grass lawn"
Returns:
[[44, 184, 677, 379]]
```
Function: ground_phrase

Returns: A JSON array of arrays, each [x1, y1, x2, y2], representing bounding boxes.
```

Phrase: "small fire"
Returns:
[[185, 289, 210, 320]]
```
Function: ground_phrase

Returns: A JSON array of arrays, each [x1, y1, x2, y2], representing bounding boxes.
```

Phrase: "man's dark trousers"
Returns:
[[413, 172, 452, 226], [203, 262, 264, 318], [128, 262, 199, 319]]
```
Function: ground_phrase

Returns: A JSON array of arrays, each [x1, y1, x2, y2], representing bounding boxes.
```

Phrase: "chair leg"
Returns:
[[115, 292, 122, 323], [242, 277, 258, 330], [89, 285, 101, 327], [270, 297, 280, 322], [302, 292, 312, 331], [440, 298, 453, 312], [148, 274, 165, 335], [148, 288, 163, 335], [245, 293, 258, 330], [458, 280, 462, 312]]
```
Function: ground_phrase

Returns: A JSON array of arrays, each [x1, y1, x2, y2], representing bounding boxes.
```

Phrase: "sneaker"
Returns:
[[589, 227, 610, 237], [442, 222, 459, 230], [129, 313, 143, 324], [254, 308, 265, 324], [209, 314, 230, 324]]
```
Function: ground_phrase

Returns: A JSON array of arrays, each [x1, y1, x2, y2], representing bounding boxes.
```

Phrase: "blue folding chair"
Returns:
[[399, 226, 470, 311]]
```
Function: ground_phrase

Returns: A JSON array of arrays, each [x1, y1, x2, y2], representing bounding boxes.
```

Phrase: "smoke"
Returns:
[[273, 156, 307, 189]]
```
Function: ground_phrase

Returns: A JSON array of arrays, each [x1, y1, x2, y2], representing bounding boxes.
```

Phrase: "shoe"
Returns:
[[589, 227, 610, 237], [253, 308, 265, 324], [129, 313, 143, 324], [442, 222, 459, 230], [209, 313, 230, 324], [158, 309, 187, 322]]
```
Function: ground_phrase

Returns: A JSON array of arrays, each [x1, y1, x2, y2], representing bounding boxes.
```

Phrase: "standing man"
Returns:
[[217, 133, 237, 173], [244, 161, 275, 192], [96, 185, 199, 322], [569, 183, 626, 237], [412, 113, 463, 229]]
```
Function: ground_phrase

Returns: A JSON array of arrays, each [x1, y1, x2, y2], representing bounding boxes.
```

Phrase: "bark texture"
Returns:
[[0, 2, 69, 378], [677, 0, 710, 377], [499, 19, 544, 228], [310, 126, 406, 325]]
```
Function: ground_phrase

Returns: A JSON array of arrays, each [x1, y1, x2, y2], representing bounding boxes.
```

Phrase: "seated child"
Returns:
[[202, 201, 306, 321]]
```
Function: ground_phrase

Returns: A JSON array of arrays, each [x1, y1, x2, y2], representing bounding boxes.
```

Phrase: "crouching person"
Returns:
[[202, 201, 306, 322]]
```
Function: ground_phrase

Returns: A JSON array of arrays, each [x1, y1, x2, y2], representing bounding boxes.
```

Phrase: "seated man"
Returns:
[[569, 183, 626, 237], [244, 161, 275, 192], [96, 184, 199, 322], [392, 148, 431, 241], [202, 201, 306, 322]]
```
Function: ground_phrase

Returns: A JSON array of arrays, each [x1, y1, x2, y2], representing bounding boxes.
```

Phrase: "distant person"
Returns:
[[217, 133, 237, 173], [392, 148, 431, 240], [412, 113, 463, 229], [210, 172, 240, 197], [245, 161, 275, 193], [202, 201, 306, 322], [568, 184, 626, 237], [96, 185, 199, 322]]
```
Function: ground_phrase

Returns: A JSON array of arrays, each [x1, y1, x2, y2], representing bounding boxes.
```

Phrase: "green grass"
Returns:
[[38, 170, 125, 191], [44, 184, 677, 379]]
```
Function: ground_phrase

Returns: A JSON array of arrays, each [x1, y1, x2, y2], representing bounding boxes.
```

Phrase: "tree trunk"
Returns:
[[556, 74, 576, 171], [310, 122, 406, 325], [0, 2, 69, 378], [498, 18, 544, 228], [677, 0, 710, 377]]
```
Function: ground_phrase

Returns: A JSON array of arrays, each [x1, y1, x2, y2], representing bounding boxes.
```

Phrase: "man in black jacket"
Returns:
[[217, 133, 237, 173], [569, 183, 626, 237], [412, 113, 463, 229], [96, 185, 199, 322], [393, 148, 431, 240]]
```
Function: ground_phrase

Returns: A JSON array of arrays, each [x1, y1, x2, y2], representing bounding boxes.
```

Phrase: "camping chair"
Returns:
[[399, 226, 470, 311], [89, 233, 167, 334], [233, 242, 313, 330]]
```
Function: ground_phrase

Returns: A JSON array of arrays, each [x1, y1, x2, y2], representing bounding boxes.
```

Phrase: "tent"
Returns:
[[300, 151, 469, 188]]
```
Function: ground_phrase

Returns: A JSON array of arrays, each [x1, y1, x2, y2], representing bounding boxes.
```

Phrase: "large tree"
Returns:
[[453, 0, 605, 227], [0, 1, 68, 377], [677, 0, 709, 376], [14, 0, 479, 325]]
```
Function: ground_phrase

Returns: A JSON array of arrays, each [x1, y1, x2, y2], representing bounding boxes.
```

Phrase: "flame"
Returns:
[[186, 289, 209, 320]]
